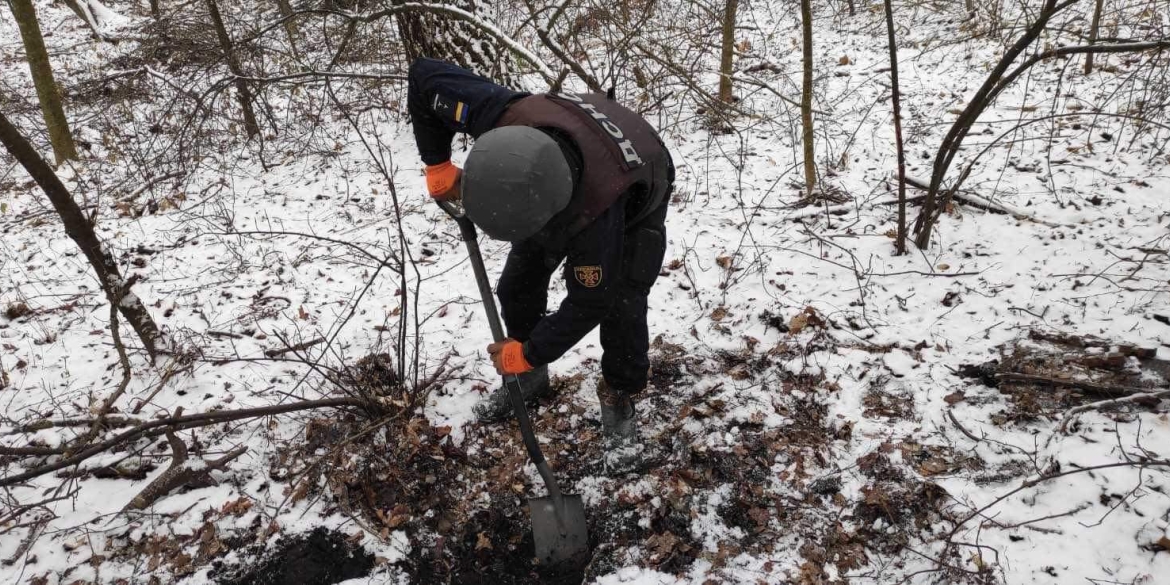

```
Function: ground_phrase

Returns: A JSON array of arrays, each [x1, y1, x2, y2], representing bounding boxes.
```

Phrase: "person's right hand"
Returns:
[[425, 161, 462, 201]]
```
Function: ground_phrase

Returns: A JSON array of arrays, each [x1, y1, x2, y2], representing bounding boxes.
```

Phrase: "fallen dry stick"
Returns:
[[123, 411, 249, 512], [1059, 389, 1170, 433]]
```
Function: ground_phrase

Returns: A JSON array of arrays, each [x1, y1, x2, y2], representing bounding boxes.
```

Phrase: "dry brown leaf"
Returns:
[[789, 312, 809, 334], [748, 507, 770, 529], [918, 459, 949, 476], [221, 497, 253, 516], [647, 531, 679, 558], [711, 306, 729, 322], [789, 306, 825, 334]]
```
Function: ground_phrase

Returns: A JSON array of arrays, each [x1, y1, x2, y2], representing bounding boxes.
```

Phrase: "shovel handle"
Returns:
[[436, 200, 506, 341], [436, 200, 563, 501]]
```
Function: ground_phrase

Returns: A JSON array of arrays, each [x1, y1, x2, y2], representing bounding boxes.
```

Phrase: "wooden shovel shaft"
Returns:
[[437, 201, 564, 502]]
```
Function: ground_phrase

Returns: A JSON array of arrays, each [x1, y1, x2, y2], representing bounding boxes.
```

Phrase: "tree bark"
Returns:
[[391, 0, 523, 89], [205, 0, 261, 138], [1084, 0, 1104, 74], [799, 0, 816, 197], [718, 0, 739, 103], [151, 0, 161, 19], [275, 0, 300, 58], [10, 0, 78, 165], [883, 0, 907, 255], [0, 112, 164, 359]]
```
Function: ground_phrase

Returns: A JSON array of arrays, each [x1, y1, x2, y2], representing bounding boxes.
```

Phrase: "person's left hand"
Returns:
[[487, 338, 533, 375]]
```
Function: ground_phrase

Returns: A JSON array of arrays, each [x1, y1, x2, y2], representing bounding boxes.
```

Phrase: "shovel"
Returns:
[[437, 200, 589, 568]]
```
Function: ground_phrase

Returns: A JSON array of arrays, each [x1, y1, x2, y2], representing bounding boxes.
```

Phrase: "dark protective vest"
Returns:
[[494, 92, 670, 248]]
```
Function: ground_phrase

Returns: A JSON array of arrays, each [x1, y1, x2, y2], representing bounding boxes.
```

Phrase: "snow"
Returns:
[[1, 0, 1169, 583]]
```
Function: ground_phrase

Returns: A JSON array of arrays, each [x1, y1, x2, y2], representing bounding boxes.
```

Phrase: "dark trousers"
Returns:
[[497, 202, 668, 394]]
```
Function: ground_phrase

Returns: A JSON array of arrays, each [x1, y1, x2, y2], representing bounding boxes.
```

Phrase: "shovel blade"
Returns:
[[530, 494, 589, 567]]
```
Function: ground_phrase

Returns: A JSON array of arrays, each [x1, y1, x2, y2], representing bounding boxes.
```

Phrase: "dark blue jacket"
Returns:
[[407, 59, 670, 368], [407, 58, 528, 166]]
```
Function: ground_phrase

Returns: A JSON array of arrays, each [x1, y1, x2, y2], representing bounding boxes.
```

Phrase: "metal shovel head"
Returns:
[[530, 493, 589, 567]]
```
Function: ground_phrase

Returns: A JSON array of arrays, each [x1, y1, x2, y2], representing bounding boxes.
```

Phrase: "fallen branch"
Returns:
[[1028, 330, 1156, 359], [121, 171, 183, 202], [903, 175, 1070, 227], [783, 195, 909, 221], [997, 372, 1147, 397], [264, 337, 325, 358], [0, 397, 368, 487], [1059, 389, 1170, 433], [122, 410, 248, 511], [0, 445, 65, 456], [4, 417, 143, 435]]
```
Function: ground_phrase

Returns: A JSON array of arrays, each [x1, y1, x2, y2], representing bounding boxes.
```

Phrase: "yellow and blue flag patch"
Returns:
[[431, 94, 469, 127]]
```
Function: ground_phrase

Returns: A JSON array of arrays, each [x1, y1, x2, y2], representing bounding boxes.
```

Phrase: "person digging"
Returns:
[[408, 58, 674, 473]]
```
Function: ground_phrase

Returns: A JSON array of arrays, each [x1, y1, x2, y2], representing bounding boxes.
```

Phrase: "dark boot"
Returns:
[[473, 365, 551, 423], [597, 379, 642, 474]]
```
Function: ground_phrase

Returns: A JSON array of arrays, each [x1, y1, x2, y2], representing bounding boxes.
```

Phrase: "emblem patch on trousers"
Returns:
[[574, 265, 603, 288]]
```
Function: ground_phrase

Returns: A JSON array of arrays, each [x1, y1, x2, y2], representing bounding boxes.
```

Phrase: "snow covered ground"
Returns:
[[1, 1, 1168, 584]]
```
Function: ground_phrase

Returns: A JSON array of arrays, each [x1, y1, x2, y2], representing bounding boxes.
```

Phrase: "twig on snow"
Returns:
[[264, 337, 325, 358], [947, 408, 981, 443], [903, 175, 1070, 227]]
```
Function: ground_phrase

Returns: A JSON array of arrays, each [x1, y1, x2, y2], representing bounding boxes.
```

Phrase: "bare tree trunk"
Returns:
[[913, 0, 1061, 249], [275, 0, 300, 58], [0, 113, 164, 359], [883, 0, 908, 255], [392, 0, 523, 89], [10, 0, 78, 165], [60, 0, 107, 39], [151, 0, 161, 19], [205, 0, 261, 138], [1084, 0, 1104, 74], [718, 0, 739, 103], [799, 0, 816, 197]]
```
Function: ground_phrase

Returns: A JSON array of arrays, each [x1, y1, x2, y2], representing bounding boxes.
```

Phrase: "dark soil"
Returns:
[[214, 528, 374, 585], [255, 343, 848, 583], [410, 504, 589, 585]]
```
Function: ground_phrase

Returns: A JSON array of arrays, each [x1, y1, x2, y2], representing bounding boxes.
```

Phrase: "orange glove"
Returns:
[[487, 338, 533, 375], [425, 161, 461, 201]]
